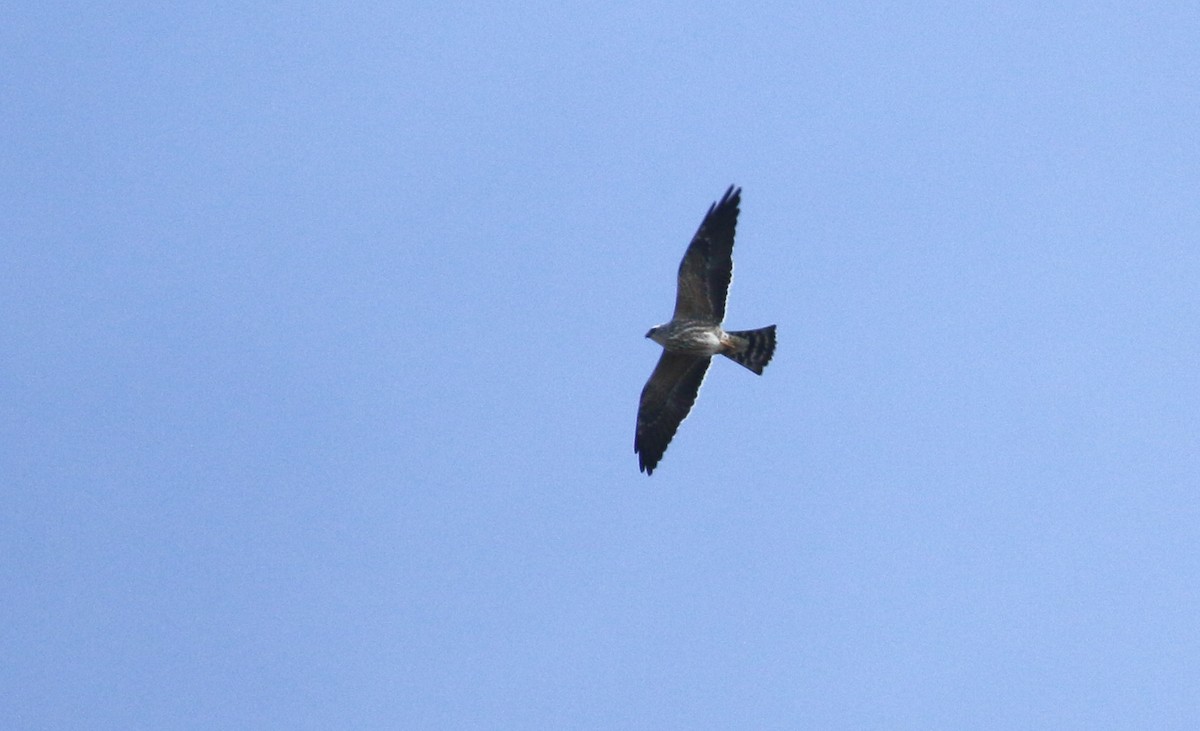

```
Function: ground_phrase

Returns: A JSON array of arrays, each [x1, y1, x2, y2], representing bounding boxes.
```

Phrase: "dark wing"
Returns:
[[635, 352, 712, 475], [673, 185, 741, 322]]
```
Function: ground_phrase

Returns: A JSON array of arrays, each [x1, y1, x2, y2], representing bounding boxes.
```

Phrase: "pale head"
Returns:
[[645, 324, 671, 347]]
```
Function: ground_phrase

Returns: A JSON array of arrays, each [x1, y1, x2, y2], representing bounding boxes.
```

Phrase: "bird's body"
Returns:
[[646, 320, 724, 355], [635, 186, 776, 475]]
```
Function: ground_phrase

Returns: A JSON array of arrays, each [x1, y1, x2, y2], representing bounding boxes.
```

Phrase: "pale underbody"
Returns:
[[646, 320, 744, 356]]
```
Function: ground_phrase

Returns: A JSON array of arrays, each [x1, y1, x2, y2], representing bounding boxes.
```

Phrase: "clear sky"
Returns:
[[5, 2, 1200, 728]]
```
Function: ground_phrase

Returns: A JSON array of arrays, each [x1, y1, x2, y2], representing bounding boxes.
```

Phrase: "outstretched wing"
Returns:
[[673, 185, 740, 323], [635, 352, 712, 475]]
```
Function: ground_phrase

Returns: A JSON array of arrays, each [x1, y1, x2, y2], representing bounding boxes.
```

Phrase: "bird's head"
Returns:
[[645, 325, 670, 346]]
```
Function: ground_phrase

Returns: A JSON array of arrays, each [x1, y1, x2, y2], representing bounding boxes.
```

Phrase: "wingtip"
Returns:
[[635, 440, 652, 475], [635, 445, 656, 475], [636, 451, 655, 475]]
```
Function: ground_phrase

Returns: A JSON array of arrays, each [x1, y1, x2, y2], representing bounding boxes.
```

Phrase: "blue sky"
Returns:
[[5, 2, 1200, 728]]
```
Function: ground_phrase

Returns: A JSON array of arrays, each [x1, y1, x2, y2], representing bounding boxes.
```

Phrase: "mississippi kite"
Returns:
[[635, 185, 777, 475]]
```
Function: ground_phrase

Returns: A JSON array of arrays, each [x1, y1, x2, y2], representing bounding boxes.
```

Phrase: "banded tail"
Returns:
[[723, 325, 776, 375]]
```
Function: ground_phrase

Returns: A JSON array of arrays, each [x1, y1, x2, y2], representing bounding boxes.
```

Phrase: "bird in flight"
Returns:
[[635, 185, 776, 475]]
